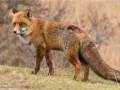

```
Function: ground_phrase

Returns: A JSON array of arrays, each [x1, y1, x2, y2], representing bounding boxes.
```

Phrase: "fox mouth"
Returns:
[[19, 33, 25, 36]]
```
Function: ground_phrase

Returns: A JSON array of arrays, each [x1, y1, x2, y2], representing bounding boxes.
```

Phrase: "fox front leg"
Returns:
[[32, 46, 46, 74], [45, 50, 54, 75]]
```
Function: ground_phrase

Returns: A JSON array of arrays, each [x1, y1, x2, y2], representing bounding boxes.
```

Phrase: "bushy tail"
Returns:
[[80, 41, 120, 82], [74, 27, 120, 82]]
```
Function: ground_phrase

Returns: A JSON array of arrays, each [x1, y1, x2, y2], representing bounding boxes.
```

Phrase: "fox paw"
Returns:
[[82, 79, 88, 82], [48, 68, 54, 75], [48, 72, 54, 75], [31, 71, 34, 74]]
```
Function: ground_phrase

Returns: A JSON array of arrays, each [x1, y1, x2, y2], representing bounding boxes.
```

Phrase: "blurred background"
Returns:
[[0, 0, 120, 71]]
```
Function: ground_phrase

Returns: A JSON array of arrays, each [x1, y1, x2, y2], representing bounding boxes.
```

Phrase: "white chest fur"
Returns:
[[18, 34, 31, 45]]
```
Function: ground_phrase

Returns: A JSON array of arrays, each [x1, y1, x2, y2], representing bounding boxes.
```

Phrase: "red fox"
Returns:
[[12, 8, 120, 82]]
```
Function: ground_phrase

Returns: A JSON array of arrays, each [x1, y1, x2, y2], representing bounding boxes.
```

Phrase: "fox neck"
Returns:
[[18, 34, 31, 45], [28, 18, 46, 48]]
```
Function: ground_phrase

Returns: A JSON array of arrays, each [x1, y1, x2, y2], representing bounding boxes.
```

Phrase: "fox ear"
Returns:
[[24, 9, 32, 18], [12, 8, 19, 14]]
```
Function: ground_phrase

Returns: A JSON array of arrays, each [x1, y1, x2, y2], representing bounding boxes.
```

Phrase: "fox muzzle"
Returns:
[[13, 30, 21, 35]]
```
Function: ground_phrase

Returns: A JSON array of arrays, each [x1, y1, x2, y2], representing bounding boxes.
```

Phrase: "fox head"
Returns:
[[12, 8, 32, 36]]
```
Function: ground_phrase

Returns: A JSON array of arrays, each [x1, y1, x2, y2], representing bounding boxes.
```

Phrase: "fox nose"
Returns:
[[13, 30, 17, 34], [13, 30, 21, 35]]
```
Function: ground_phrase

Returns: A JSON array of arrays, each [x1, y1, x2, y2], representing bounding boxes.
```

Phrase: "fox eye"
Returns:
[[19, 22, 23, 26], [23, 22, 27, 25], [13, 22, 16, 27], [19, 22, 26, 26]]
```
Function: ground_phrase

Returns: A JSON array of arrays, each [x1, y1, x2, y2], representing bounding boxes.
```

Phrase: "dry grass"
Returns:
[[0, 65, 120, 90]]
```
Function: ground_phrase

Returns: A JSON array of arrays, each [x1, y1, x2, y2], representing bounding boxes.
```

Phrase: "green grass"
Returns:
[[0, 65, 119, 90]]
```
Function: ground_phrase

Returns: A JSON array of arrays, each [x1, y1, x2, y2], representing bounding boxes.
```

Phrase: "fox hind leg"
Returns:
[[68, 54, 89, 81], [66, 53, 81, 81], [78, 55, 89, 82], [81, 61, 89, 82]]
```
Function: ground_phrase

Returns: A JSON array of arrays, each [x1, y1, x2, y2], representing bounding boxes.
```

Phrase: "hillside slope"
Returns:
[[0, 65, 120, 90]]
